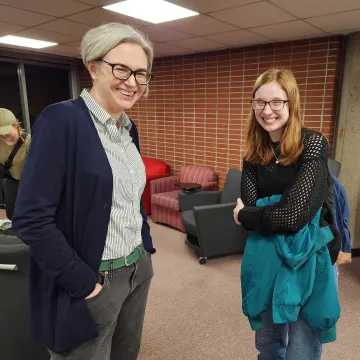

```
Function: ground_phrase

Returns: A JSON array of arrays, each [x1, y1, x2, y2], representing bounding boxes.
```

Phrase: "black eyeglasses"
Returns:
[[98, 59, 153, 85], [251, 99, 289, 111]]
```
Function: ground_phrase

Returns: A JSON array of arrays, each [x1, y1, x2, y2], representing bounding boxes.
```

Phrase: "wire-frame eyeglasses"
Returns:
[[251, 99, 289, 111]]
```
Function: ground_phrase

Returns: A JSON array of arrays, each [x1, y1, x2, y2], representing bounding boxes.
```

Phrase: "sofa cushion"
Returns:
[[142, 156, 170, 180], [179, 165, 217, 184], [151, 190, 181, 211], [141, 156, 170, 214]]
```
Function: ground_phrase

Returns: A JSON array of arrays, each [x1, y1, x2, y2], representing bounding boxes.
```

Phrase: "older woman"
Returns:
[[13, 23, 155, 360]]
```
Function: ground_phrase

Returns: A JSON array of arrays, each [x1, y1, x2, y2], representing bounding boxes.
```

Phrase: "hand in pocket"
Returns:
[[85, 283, 103, 300]]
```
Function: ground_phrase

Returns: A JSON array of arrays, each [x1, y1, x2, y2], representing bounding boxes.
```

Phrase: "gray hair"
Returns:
[[81, 23, 153, 71]]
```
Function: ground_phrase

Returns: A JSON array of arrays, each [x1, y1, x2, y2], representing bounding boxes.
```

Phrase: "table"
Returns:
[[175, 182, 201, 193]]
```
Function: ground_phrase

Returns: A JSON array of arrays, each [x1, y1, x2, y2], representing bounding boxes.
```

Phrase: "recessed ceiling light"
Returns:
[[0, 35, 57, 49], [103, 0, 199, 24]]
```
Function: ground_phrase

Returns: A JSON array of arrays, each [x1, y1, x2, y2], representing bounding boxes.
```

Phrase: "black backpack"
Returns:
[[0, 133, 27, 179]]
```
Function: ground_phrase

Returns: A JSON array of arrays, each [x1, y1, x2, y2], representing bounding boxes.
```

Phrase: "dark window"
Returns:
[[0, 61, 24, 125], [24, 64, 71, 128]]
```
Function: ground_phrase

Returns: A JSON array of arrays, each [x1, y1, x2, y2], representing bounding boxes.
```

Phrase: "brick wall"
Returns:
[[78, 36, 343, 187]]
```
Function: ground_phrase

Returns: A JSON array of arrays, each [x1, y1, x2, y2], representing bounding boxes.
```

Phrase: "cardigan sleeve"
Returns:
[[13, 105, 98, 299]]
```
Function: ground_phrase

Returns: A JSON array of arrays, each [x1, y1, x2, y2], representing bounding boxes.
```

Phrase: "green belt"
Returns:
[[99, 244, 144, 272]]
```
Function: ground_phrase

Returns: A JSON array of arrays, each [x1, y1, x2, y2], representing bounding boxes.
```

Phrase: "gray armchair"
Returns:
[[328, 159, 341, 178], [179, 168, 249, 264]]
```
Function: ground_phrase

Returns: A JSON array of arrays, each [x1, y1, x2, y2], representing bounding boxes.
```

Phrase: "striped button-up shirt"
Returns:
[[80, 89, 145, 260]]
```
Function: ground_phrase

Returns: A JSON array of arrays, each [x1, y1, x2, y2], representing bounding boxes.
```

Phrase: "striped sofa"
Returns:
[[150, 164, 218, 231]]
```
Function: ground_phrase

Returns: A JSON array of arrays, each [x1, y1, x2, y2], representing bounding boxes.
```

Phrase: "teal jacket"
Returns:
[[241, 195, 340, 343]]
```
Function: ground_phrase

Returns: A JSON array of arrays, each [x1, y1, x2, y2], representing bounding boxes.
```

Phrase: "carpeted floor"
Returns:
[[138, 218, 360, 360]]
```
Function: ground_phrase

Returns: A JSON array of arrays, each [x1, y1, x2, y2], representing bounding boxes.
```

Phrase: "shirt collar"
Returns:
[[120, 112, 132, 131], [80, 89, 132, 131]]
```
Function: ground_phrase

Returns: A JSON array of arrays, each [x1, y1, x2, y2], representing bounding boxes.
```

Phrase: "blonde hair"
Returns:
[[244, 68, 304, 166], [13, 120, 26, 140], [81, 23, 153, 96]]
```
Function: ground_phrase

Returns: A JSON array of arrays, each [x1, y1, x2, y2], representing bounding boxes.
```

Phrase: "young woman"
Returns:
[[233, 68, 340, 359], [0, 108, 30, 219]]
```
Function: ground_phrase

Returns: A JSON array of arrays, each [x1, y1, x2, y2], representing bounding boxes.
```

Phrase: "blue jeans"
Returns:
[[255, 265, 339, 360]]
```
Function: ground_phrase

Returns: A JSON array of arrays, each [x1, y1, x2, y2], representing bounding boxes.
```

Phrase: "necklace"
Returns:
[[272, 148, 281, 164]]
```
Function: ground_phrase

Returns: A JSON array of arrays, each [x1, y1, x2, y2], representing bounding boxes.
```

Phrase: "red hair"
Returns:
[[244, 68, 304, 166]]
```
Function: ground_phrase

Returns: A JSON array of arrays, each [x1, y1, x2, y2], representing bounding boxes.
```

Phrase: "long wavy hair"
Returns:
[[244, 68, 304, 166]]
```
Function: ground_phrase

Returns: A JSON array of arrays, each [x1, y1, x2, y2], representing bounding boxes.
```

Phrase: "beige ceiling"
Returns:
[[0, 0, 359, 59]]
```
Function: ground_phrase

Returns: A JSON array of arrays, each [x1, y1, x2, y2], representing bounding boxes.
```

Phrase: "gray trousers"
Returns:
[[49, 251, 153, 360]]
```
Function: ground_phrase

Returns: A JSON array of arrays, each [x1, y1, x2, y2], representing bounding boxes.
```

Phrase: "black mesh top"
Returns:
[[238, 129, 340, 264]]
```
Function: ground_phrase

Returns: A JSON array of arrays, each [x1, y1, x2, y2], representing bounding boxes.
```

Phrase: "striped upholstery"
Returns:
[[151, 205, 185, 231], [151, 190, 181, 211], [201, 181, 219, 191], [150, 175, 179, 195], [179, 165, 218, 184], [151, 164, 218, 231]]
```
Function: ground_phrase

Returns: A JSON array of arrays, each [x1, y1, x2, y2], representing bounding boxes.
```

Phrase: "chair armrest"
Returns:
[[194, 202, 236, 221], [193, 203, 249, 256], [201, 181, 218, 191], [150, 175, 179, 195], [178, 191, 221, 212], [194, 202, 239, 238]]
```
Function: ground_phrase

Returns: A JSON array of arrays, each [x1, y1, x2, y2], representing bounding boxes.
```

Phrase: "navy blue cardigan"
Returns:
[[12, 97, 155, 354]]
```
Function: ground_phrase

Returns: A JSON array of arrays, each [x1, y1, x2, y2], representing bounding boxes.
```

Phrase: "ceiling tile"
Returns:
[[0, 5, 55, 27], [37, 45, 81, 58], [16, 28, 80, 44], [306, 9, 360, 32], [65, 39, 82, 47], [162, 14, 238, 36], [0, 0, 92, 17], [142, 25, 191, 42], [0, 43, 25, 51], [169, 0, 259, 13], [336, 28, 360, 35], [0, 42, 68, 55], [166, 37, 227, 51], [204, 29, 268, 46], [39, 44, 79, 55], [0, 21, 25, 34], [269, 0, 360, 18], [153, 43, 191, 56], [209, 1, 296, 28], [37, 19, 92, 37], [73, 0, 118, 5], [66, 7, 148, 28], [109, 13, 151, 28], [251, 20, 324, 40]]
